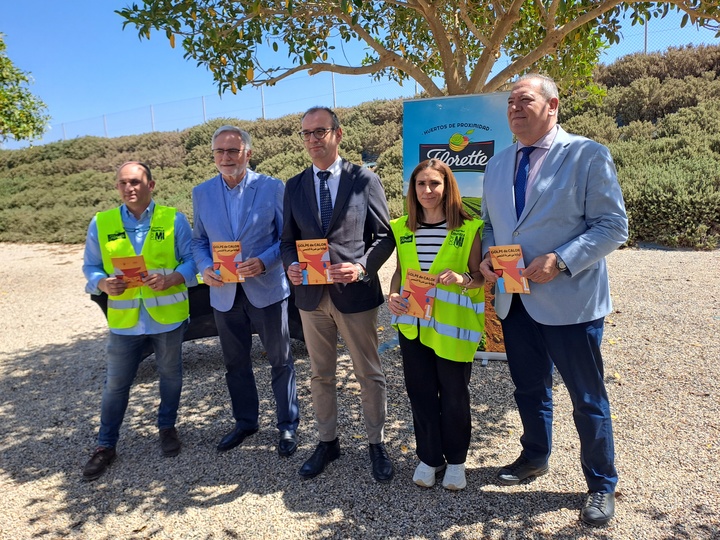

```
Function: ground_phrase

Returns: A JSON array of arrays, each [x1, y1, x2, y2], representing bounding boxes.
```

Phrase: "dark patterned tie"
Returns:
[[514, 146, 536, 219], [317, 170, 332, 234]]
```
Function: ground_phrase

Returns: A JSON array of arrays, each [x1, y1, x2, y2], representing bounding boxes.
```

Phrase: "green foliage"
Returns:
[[596, 44, 720, 88], [619, 160, 720, 249], [562, 112, 619, 145], [114, 1, 720, 98], [0, 35, 49, 142], [2, 45, 720, 249]]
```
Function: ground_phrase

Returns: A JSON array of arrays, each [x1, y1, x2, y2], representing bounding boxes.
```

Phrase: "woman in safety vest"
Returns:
[[387, 159, 484, 490]]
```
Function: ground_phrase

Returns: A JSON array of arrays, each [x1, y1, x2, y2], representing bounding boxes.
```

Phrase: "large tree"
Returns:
[[0, 35, 49, 143], [118, 1, 720, 97]]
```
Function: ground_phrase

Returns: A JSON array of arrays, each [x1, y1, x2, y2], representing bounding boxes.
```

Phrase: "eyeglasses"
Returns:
[[212, 148, 242, 158], [298, 128, 335, 141]]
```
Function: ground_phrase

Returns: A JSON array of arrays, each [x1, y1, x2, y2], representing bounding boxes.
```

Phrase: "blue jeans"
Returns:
[[97, 321, 186, 448]]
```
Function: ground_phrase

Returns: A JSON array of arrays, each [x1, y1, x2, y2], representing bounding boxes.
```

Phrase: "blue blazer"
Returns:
[[192, 171, 290, 312], [280, 159, 394, 313], [481, 127, 628, 325]]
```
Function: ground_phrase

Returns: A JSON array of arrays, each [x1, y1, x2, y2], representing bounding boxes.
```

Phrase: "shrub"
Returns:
[[562, 112, 619, 144]]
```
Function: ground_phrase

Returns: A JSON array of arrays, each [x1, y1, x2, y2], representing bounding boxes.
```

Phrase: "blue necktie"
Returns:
[[317, 170, 332, 234], [514, 146, 535, 219]]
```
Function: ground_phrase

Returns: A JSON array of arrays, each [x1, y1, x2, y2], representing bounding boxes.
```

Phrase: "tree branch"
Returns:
[[467, 0, 525, 94]]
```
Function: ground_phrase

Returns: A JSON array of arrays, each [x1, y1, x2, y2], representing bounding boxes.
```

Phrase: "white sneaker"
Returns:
[[413, 461, 446, 487], [442, 463, 466, 490]]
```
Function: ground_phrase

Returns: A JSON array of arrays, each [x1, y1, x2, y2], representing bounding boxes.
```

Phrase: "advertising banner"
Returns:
[[402, 93, 512, 361]]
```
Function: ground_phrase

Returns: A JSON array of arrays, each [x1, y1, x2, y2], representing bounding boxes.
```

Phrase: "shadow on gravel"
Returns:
[[1, 331, 611, 539]]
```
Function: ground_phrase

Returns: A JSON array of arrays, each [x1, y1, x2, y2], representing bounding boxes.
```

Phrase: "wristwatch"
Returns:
[[354, 263, 366, 282], [555, 253, 567, 272]]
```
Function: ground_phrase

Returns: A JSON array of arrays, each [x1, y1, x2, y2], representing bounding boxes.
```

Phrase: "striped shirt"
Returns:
[[415, 220, 448, 272]]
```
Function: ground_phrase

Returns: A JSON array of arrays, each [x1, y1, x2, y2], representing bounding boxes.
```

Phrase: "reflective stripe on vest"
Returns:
[[96, 205, 189, 329], [390, 215, 484, 362], [143, 290, 189, 308], [392, 313, 483, 343]]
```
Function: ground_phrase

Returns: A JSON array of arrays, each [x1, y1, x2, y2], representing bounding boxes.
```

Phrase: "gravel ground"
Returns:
[[0, 243, 718, 540]]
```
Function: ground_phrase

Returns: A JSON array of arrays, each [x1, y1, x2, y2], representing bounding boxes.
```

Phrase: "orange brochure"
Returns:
[[212, 241, 245, 283], [296, 239, 332, 285], [402, 269, 436, 320], [488, 244, 530, 294], [111, 255, 148, 289]]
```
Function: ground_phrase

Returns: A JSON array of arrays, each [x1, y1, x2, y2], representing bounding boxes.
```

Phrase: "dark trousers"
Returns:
[[501, 294, 618, 492], [399, 332, 472, 466], [213, 285, 299, 433]]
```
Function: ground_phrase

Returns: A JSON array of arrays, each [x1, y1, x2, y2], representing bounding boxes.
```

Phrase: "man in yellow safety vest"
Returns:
[[81, 161, 197, 481]]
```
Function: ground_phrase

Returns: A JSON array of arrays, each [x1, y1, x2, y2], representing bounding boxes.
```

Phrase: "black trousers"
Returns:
[[399, 332, 472, 466]]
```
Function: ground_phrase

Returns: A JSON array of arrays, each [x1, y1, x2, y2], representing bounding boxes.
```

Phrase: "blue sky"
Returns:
[[1, 2, 718, 149]]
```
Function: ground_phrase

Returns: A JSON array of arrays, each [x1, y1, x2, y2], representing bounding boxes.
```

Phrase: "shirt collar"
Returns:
[[120, 200, 154, 221], [518, 124, 559, 152], [313, 157, 342, 178]]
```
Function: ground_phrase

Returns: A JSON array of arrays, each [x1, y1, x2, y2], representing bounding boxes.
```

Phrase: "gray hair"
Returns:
[[211, 125, 252, 150], [516, 73, 559, 101]]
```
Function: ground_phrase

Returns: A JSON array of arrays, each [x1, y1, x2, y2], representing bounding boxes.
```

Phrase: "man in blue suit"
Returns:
[[192, 126, 300, 457], [480, 74, 628, 526]]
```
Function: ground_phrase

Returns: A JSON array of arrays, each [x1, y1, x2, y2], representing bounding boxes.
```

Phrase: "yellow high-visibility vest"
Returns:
[[391, 215, 484, 362], [96, 205, 189, 329]]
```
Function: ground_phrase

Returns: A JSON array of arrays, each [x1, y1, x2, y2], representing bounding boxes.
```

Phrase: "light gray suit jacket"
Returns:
[[192, 170, 290, 312], [481, 126, 628, 325]]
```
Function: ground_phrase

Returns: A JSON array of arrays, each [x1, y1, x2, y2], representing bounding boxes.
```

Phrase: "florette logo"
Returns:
[[107, 232, 126, 241], [449, 229, 465, 248], [419, 139, 495, 173], [151, 227, 165, 241], [400, 234, 414, 244]]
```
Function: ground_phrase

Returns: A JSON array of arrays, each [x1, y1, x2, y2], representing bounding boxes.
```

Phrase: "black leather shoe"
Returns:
[[278, 430, 298, 457], [159, 427, 181, 457], [496, 455, 549, 485], [298, 438, 341, 479], [369, 442, 394, 483], [580, 491, 615, 526], [83, 446, 116, 481], [217, 426, 258, 452]]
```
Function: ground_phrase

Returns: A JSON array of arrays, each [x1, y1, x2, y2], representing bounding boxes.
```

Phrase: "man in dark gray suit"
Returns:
[[280, 106, 395, 482]]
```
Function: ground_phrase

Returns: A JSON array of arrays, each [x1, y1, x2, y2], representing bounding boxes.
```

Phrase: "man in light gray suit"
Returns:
[[480, 74, 628, 526], [192, 126, 299, 457]]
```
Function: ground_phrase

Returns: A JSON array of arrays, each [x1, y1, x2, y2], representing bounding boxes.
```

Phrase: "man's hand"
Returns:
[[522, 253, 561, 283], [287, 263, 303, 286], [99, 276, 128, 296], [479, 256, 498, 284], [202, 267, 224, 287], [329, 262, 360, 283], [236, 257, 265, 279], [143, 271, 183, 292]]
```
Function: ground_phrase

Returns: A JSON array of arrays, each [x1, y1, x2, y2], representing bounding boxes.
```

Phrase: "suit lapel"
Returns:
[[212, 175, 235, 239], [301, 167, 323, 233], [491, 146, 519, 222], [330, 160, 355, 233], [235, 172, 257, 240], [518, 128, 571, 223]]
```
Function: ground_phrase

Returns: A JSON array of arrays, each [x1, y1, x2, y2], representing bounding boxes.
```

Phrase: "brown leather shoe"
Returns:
[[83, 447, 116, 481], [160, 427, 181, 457]]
